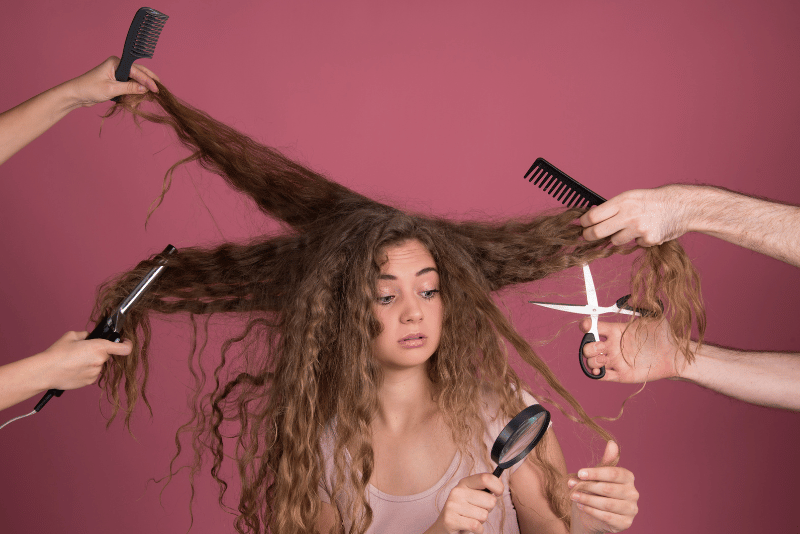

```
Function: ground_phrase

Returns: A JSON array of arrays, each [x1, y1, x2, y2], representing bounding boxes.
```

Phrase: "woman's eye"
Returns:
[[421, 289, 440, 300], [377, 295, 395, 305]]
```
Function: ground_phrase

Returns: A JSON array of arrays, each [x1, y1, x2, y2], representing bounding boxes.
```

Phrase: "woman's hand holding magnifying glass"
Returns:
[[425, 473, 503, 534], [568, 441, 639, 534]]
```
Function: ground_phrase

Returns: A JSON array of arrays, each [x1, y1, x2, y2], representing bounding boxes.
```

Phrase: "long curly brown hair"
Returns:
[[96, 84, 704, 534]]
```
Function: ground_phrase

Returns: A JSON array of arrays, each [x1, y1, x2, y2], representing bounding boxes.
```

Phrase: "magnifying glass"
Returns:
[[483, 404, 551, 491]]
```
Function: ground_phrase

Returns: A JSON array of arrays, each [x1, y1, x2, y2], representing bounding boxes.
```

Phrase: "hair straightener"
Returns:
[[112, 7, 169, 102], [0, 245, 176, 431]]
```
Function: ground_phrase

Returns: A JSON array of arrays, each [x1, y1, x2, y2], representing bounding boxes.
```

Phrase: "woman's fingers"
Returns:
[[437, 473, 502, 534], [577, 466, 633, 484], [461, 472, 504, 496], [570, 478, 638, 500], [571, 491, 638, 516], [574, 502, 635, 531]]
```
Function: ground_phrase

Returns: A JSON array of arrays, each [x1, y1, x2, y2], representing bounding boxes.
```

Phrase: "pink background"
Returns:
[[1, 1, 799, 532]]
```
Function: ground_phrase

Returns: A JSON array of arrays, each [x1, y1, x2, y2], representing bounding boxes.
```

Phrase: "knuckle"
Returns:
[[450, 488, 464, 500]]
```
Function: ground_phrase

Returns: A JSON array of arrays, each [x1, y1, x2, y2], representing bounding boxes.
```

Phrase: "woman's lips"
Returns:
[[399, 333, 427, 348]]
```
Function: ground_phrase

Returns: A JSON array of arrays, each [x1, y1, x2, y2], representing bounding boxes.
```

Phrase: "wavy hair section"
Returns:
[[95, 86, 706, 533]]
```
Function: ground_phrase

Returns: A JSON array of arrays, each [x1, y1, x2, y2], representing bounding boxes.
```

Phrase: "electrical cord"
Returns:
[[0, 410, 36, 431]]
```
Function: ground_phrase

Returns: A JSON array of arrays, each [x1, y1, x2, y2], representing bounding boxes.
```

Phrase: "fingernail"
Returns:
[[578, 470, 588, 479], [567, 479, 577, 488], [137, 84, 146, 92], [570, 492, 580, 501]]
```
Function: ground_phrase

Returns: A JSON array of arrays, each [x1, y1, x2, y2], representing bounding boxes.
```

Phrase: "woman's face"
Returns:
[[371, 239, 443, 371]]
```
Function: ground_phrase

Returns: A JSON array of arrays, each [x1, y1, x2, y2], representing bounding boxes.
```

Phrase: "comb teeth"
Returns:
[[524, 158, 606, 208], [131, 9, 169, 58]]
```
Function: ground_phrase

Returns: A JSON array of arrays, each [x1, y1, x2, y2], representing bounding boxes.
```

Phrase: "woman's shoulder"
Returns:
[[478, 381, 539, 411], [477, 382, 539, 435]]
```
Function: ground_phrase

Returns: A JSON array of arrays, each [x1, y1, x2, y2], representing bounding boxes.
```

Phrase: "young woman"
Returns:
[[94, 85, 703, 533]]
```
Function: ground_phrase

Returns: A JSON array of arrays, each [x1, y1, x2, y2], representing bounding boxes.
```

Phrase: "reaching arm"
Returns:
[[580, 184, 800, 267], [0, 56, 159, 165], [581, 318, 800, 411], [0, 331, 132, 412]]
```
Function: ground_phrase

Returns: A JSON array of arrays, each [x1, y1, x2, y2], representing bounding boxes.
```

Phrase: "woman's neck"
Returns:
[[375, 367, 438, 434]]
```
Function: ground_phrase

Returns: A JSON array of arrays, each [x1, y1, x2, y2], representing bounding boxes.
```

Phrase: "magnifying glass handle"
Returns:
[[482, 466, 505, 493], [580, 332, 605, 379]]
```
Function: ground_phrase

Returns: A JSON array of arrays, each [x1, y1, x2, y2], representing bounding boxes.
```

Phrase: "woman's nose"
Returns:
[[400, 299, 423, 323]]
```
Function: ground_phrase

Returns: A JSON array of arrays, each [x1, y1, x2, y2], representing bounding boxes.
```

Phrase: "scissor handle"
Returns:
[[616, 295, 663, 317], [580, 332, 605, 379]]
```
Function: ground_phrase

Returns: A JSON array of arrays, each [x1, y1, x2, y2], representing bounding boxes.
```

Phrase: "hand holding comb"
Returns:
[[112, 7, 169, 102]]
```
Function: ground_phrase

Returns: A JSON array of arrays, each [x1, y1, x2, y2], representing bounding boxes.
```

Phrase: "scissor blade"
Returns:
[[529, 301, 594, 314], [614, 307, 642, 317], [531, 301, 636, 316], [582, 263, 599, 309]]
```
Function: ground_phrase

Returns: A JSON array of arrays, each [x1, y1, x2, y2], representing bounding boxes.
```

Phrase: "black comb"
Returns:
[[524, 157, 606, 208], [113, 7, 169, 100]]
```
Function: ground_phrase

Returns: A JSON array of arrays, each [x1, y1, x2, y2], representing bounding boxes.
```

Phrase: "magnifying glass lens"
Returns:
[[498, 412, 547, 465], [484, 404, 551, 492]]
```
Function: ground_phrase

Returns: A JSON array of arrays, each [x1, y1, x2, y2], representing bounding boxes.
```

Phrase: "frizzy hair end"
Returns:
[[96, 85, 705, 534]]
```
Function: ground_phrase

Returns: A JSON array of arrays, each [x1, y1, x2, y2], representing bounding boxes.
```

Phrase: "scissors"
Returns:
[[529, 263, 654, 380]]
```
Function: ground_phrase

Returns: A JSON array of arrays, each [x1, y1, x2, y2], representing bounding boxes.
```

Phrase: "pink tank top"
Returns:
[[318, 390, 540, 534]]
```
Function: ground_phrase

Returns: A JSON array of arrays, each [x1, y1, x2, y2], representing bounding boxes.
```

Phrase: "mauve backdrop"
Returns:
[[1, 1, 799, 532]]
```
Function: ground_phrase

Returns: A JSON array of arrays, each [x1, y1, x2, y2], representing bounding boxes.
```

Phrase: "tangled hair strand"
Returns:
[[95, 85, 705, 533]]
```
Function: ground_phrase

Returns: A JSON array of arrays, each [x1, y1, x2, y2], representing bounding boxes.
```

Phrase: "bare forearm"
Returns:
[[0, 81, 82, 165], [0, 354, 51, 411], [685, 185, 800, 267], [677, 342, 800, 411]]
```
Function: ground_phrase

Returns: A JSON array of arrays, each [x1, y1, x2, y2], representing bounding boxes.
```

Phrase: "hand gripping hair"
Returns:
[[96, 84, 704, 534]]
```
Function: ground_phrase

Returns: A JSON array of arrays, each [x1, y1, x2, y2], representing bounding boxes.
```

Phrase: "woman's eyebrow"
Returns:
[[377, 267, 438, 280], [416, 267, 438, 276]]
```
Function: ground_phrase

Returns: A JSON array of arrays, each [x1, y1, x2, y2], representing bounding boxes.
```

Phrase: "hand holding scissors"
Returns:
[[530, 263, 656, 379]]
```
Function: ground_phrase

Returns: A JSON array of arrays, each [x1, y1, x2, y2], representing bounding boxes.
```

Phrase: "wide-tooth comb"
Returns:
[[524, 157, 606, 208], [114, 7, 169, 85]]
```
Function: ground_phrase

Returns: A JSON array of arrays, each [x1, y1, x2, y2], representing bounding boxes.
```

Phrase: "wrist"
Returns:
[[56, 77, 89, 111], [660, 184, 708, 236], [34, 80, 84, 126], [671, 340, 701, 382], [28, 350, 59, 391], [676, 185, 734, 236]]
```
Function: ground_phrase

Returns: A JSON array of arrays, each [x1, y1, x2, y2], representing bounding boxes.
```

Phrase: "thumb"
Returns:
[[579, 317, 592, 333], [113, 80, 147, 98], [598, 440, 620, 467], [108, 338, 134, 356]]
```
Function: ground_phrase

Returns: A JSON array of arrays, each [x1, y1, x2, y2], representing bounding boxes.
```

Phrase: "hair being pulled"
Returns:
[[95, 84, 705, 534]]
